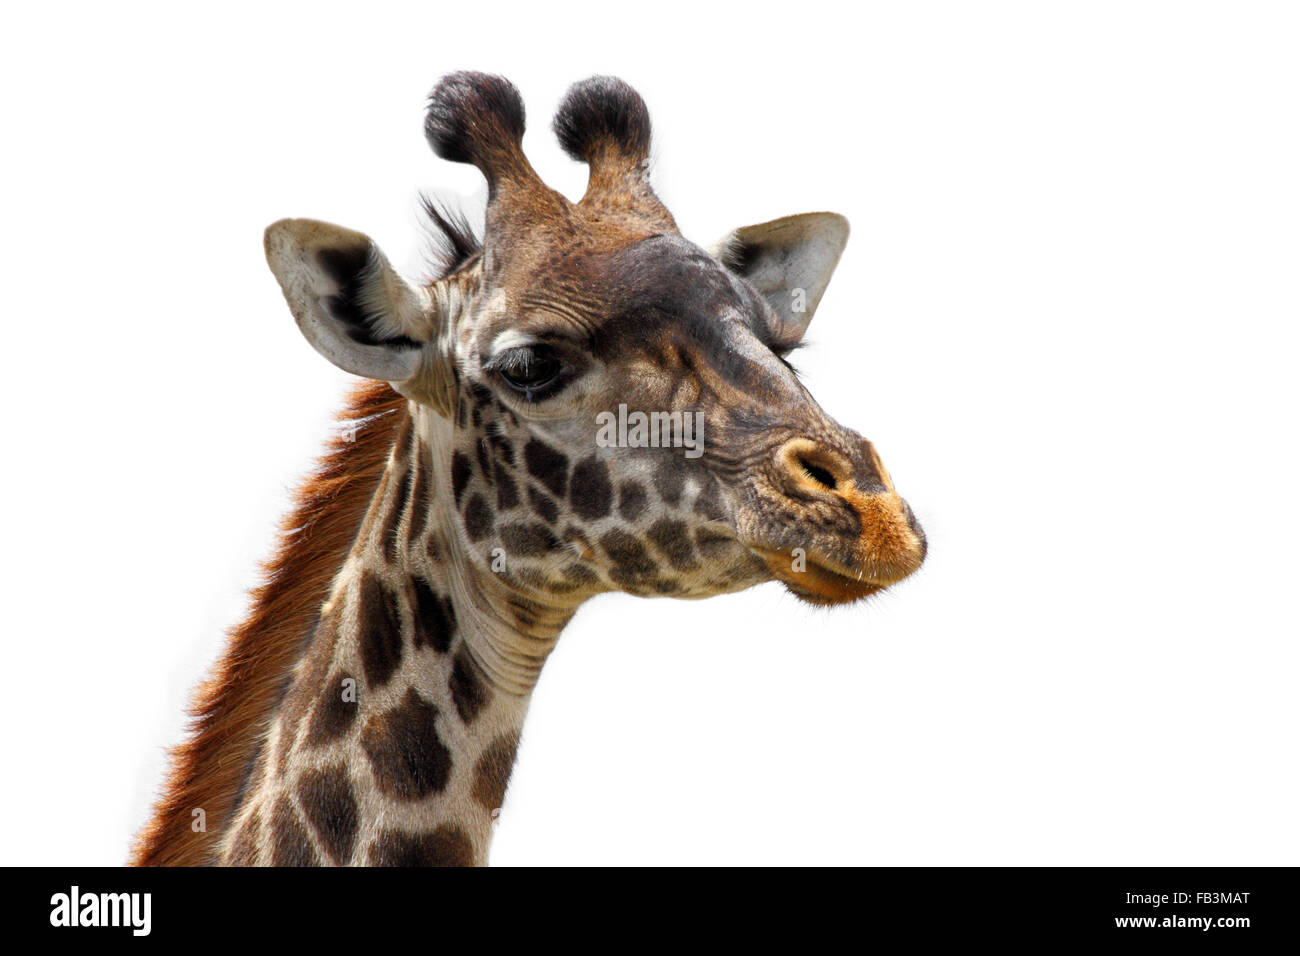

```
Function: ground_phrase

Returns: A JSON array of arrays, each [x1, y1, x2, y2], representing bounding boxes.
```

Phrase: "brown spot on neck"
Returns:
[[368, 825, 475, 867], [471, 731, 521, 814], [361, 689, 453, 800]]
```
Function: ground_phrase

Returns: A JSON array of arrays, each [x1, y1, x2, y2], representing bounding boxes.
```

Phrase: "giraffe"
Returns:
[[132, 72, 927, 866]]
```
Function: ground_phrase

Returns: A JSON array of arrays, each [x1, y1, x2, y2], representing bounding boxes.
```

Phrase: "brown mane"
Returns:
[[131, 381, 408, 865]]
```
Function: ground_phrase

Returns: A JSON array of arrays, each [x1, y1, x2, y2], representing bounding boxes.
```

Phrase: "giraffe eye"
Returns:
[[489, 346, 568, 399]]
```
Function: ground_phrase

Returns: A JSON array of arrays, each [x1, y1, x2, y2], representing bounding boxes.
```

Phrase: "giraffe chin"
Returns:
[[752, 548, 887, 606]]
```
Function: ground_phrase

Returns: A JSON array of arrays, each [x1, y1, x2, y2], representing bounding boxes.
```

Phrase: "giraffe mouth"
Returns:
[[749, 547, 888, 606]]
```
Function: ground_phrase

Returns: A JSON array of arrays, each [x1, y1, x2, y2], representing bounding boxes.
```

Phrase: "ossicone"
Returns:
[[553, 75, 652, 164], [424, 71, 528, 184]]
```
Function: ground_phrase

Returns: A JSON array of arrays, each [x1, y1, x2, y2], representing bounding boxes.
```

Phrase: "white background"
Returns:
[[2, 2, 1296, 866]]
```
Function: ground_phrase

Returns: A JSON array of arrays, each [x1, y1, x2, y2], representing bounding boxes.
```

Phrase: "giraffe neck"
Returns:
[[221, 402, 578, 866]]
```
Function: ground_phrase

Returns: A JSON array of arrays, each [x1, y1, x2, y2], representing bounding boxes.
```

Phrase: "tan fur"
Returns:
[[131, 382, 408, 865]]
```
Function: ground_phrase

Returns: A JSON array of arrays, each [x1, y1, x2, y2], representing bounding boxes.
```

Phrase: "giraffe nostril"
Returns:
[[799, 458, 838, 491], [777, 438, 853, 496]]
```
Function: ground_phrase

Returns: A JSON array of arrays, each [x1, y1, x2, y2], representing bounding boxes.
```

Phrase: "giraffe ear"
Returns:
[[710, 212, 850, 346], [264, 218, 434, 384]]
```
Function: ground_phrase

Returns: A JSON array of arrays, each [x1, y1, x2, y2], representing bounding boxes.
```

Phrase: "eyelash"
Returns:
[[485, 346, 573, 401], [772, 341, 803, 375]]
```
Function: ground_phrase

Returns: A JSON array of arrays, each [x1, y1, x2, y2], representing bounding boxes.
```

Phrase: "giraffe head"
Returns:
[[265, 73, 925, 609]]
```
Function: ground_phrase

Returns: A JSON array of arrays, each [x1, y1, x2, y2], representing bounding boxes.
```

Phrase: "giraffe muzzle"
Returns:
[[745, 437, 927, 605]]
